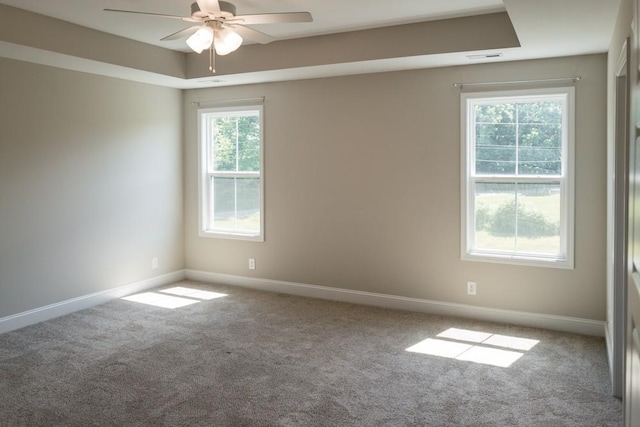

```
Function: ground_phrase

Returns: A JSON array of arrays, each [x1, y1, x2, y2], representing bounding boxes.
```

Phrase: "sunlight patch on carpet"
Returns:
[[405, 338, 472, 358], [160, 287, 227, 300], [406, 327, 539, 368], [122, 292, 200, 309], [122, 286, 227, 309]]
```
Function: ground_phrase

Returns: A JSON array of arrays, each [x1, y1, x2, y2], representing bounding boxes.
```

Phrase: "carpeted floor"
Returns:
[[0, 280, 623, 426]]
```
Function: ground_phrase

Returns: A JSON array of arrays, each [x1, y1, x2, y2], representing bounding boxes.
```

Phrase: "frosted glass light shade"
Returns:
[[214, 28, 243, 55], [187, 26, 214, 53]]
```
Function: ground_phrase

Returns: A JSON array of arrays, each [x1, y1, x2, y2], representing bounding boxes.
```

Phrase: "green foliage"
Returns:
[[475, 206, 491, 231], [480, 201, 558, 238], [474, 100, 562, 176], [213, 114, 260, 172]]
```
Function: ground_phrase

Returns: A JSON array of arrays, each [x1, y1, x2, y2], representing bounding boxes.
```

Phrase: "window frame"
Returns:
[[198, 104, 265, 241], [460, 87, 575, 269]]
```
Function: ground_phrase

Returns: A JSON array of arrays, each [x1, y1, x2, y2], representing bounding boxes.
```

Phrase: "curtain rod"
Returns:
[[192, 96, 265, 107], [452, 76, 581, 89]]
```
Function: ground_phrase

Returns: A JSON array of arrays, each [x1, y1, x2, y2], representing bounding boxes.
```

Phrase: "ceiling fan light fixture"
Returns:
[[105, 1, 313, 73], [214, 28, 243, 56], [186, 25, 214, 53]]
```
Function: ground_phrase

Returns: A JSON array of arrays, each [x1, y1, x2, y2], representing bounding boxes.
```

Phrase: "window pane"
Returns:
[[475, 103, 515, 124], [236, 177, 260, 232], [517, 128, 562, 175], [516, 100, 562, 124], [237, 115, 261, 172], [516, 183, 561, 255], [474, 182, 516, 252], [211, 113, 261, 173], [213, 116, 238, 172], [475, 104, 516, 175], [473, 182, 561, 256], [213, 177, 235, 224], [212, 177, 260, 234], [517, 101, 562, 176], [475, 123, 516, 174], [474, 100, 563, 176], [518, 120, 562, 176]]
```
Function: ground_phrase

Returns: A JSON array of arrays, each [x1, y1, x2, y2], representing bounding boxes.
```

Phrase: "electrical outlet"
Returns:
[[151, 257, 159, 269], [249, 258, 256, 270], [467, 281, 477, 295]]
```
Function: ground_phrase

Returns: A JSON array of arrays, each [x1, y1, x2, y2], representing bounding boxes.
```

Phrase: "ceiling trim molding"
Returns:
[[0, 4, 186, 78], [186, 12, 519, 78]]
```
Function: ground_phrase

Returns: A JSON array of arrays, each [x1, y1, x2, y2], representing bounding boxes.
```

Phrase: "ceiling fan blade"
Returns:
[[196, 0, 221, 16], [229, 12, 313, 25], [160, 26, 200, 41], [225, 24, 275, 44], [103, 8, 197, 22]]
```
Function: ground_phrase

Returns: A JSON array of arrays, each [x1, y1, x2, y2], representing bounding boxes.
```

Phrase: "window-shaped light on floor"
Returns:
[[406, 327, 539, 368], [121, 286, 227, 309], [160, 286, 227, 300], [122, 292, 200, 309], [406, 339, 473, 359]]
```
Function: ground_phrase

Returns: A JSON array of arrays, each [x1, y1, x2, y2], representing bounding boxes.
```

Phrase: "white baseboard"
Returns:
[[1, 269, 606, 338], [185, 269, 606, 337], [0, 270, 186, 335]]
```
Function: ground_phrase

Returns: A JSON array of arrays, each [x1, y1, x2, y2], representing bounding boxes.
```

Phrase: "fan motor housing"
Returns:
[[191, 1, 236, 19]]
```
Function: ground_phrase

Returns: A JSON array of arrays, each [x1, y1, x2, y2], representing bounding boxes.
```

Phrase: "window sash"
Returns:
[[467, 178, 567, 259], [207, 175, 261, 235], [467, 94, 568, 179]]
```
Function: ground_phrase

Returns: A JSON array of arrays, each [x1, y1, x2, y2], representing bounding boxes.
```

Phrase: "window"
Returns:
[[461, 87, 574, 268], [198, 105, 264, 241]]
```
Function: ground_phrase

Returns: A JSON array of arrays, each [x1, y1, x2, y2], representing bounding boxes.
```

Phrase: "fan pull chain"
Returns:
[[209, 45, 216, 73]]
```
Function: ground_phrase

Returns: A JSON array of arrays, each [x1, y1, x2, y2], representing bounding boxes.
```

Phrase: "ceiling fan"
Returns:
[[104, 0, 313, 73]]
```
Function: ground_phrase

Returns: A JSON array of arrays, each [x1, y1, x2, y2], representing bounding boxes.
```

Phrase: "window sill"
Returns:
[[199, 230, 264, 242], [462, 251, 573, 270]]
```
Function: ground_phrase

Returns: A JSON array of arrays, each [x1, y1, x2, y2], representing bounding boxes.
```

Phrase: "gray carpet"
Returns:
[[0, 280, 622, 426]]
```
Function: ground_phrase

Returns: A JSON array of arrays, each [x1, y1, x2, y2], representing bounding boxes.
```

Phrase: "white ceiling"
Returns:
[[0, 0, 622, 88]]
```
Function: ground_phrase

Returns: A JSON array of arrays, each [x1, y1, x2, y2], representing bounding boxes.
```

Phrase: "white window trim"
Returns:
[[197, 104, 265, 242], [460, 87, 575, 269]]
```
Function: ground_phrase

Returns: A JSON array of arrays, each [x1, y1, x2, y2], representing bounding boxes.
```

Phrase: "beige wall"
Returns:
[[185, 54, 608, 321], [0, 57, 184, 318], [0, 52, 608, 323]]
